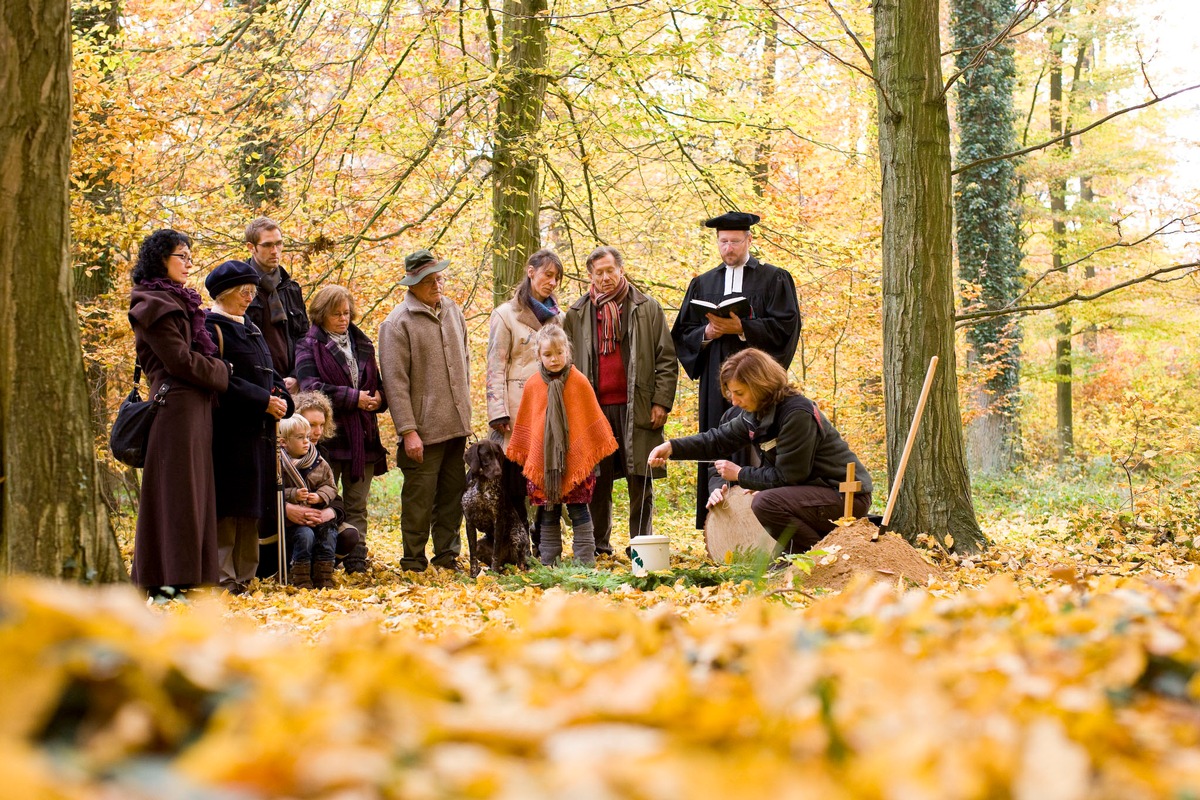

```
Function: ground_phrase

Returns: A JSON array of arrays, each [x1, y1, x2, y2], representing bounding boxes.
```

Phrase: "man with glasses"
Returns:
[[671, 211, 801, 529], [244, 217, 308, 392], [378, 250, 472, 572]]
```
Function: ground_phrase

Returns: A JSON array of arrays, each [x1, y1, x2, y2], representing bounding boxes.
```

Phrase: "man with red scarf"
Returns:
[[564, 246, 677, 556]]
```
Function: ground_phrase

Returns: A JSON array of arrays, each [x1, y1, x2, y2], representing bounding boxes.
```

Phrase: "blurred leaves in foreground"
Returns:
[[5, 509, 1200, 800]]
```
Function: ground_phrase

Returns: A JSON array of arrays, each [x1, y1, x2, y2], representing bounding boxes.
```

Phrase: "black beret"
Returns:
[[205, 259, 260, 299], [702, 211, 761, 231]]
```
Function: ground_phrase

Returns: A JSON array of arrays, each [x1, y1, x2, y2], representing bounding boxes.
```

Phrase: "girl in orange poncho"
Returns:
[[507, 324, 617, 566]]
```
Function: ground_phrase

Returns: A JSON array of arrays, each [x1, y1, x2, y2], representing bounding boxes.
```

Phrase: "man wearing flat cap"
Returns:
[[378, 250, 472, 572], [671, 211, 801, 528]]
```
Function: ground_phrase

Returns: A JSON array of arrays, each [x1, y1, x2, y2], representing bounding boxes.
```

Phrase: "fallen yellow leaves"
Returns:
[[3, 552, 1200, 799]]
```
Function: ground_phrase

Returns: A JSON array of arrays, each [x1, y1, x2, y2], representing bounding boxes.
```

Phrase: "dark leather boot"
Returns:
[[313, 559, 335, 590], [342, 541, 369, 574], [290, 560, 313, 590]]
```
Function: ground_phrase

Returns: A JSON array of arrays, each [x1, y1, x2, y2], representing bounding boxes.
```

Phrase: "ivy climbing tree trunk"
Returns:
[[874, 0, 985, 552], [490, 0, 549, 306], [952, 0, 1024, 476], [0, 0, 125, 580]]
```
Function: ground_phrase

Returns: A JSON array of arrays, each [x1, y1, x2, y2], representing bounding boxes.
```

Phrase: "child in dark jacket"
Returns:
[[278, 415, 339, 589]]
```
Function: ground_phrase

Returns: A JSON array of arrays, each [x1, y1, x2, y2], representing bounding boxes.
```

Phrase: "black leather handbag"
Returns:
[[109, 364, 170, 468]]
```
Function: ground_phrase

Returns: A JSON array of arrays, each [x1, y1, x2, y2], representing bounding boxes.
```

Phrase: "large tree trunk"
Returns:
[[0, 0, 125, 580], [874, 0, 985, 552], [1049, 10, 1073, 460], [952, 0, 1024, 476], [490, 0, 549, 306]]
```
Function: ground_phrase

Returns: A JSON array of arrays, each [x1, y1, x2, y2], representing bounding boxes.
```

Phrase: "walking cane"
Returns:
[[876, 356, 939, 541], [274, 417, 288, 585]]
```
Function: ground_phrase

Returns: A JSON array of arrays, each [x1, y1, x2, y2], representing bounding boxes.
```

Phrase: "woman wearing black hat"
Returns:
[[204, 259, 292, 594], [128, 230, 232, 596]]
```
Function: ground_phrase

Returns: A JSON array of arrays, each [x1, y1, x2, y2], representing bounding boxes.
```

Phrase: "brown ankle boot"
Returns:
[[342, 541, 369, 574], [313, 559, 335, 590], [290, 560, 313, 590]]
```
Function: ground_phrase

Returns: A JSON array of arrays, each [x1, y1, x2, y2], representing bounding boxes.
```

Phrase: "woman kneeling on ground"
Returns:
[[647, 348, 872, 555]]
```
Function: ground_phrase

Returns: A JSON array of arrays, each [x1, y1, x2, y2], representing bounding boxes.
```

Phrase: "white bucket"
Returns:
[[629, 535, 670, 576]]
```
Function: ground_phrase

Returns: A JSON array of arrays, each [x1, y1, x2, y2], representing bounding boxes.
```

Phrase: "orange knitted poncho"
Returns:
[[507, 366, 617, 499]]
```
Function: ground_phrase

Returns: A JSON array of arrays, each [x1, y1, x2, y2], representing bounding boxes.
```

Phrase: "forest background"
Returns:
[[2, 0, 1200, 795], [68, 0, 1200, 523]]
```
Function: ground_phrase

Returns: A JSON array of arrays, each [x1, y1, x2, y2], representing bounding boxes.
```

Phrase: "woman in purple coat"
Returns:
[[295, 285, 388, 548], [127, 229, 231, 597]]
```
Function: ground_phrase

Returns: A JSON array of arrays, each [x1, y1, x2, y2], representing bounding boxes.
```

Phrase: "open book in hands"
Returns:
[[687, 295, 752, 323]]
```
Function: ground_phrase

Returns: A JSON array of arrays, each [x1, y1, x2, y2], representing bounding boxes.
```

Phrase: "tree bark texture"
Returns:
[[491, 0, 549, 306], [874, 0, 985, 552], [952, 0, 1024, 476], [0, 0, 125, 580], [1049, 11, 1073, 460], [235, 0, 286, 209]]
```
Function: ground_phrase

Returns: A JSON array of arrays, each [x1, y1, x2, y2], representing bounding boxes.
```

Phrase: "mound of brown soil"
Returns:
[[796, 518, 942, 592]]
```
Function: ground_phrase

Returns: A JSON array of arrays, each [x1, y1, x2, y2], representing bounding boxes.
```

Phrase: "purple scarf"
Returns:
[[140, 278, 218, 356], [309, 328, 370, 480]]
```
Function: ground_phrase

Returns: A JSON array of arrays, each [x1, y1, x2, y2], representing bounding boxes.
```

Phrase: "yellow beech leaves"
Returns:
[[5, 512, 1200, 799]]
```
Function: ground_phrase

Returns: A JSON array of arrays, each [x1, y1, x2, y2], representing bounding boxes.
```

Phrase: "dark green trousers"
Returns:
[[396, 436, 465, 570]]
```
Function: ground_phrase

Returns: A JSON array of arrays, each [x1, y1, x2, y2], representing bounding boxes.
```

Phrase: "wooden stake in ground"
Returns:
[[876, 356, 939, 541], [833, 462, 861, 527]]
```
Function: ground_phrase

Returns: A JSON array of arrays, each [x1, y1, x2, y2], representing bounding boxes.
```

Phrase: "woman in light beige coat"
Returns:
[[485, 248, 565, 448]]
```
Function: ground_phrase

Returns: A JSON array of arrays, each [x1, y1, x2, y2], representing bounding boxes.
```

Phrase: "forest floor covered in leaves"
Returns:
[[5, 469, 1200, 799]]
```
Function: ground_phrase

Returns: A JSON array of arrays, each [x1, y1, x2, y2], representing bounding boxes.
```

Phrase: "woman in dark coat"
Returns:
[[648, 348, 872, 557], [295, 285, 388, 546], [204, 260, 292, 594], [128, 229, 231, 596]]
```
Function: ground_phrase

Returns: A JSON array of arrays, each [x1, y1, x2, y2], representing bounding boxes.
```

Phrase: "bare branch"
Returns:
[[953, 82, 1200, 175], [995, 213, 1199, 310], [760, 0, 899, 121], [942, 0, 1038, 97], [955, 262, 1200, 327], [824, 0, 872, 71]]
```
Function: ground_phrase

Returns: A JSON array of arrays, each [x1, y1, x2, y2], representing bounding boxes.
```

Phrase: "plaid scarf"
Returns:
[[139, 278, 217, 356], [588, 275, 629, 355], [280, 442, 320, 491]]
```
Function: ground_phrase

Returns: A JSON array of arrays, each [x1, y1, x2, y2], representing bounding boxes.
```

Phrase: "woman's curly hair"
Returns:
[[293, 391, 337, 440], [132, 229, 191, 284]]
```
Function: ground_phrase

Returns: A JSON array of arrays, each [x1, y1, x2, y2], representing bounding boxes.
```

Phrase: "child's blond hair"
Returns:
[[534, 323, 573, 363], [278, 414, 311, 440]]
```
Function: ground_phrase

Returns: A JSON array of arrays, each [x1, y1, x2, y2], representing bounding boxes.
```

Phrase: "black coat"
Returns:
[[672, 394, 872, 494], [206, 311, 293, 519], [245, 261, 309, 379], [670, 256, 801, 525]]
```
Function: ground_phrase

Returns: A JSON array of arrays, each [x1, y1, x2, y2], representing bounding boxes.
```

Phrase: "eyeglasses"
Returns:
[[236, 285, 256, 298], [168, 253, 194, 263], [255, 240, 284, 250]]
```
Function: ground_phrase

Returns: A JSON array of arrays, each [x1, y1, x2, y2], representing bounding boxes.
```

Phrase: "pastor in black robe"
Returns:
[[671, 256, 800, 527]]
